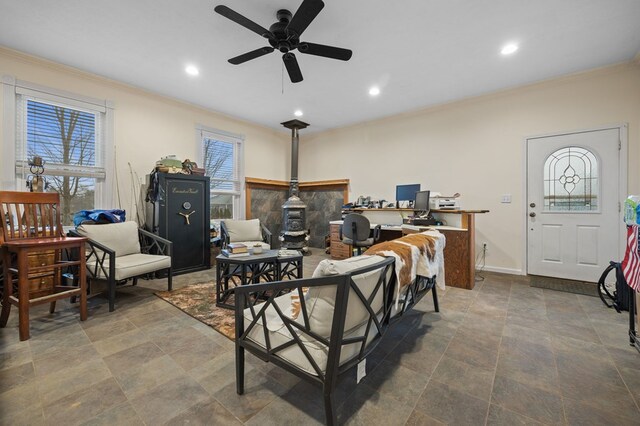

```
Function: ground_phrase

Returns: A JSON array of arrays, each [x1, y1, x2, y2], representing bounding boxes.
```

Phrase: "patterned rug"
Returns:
[[155, 282, 236, 340]]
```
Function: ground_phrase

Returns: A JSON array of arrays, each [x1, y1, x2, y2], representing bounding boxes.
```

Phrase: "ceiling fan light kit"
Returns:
[[214, 0, 352, 83]]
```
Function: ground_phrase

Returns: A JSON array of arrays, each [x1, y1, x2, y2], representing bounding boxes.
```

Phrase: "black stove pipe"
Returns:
[[281, 119, 308, 197]]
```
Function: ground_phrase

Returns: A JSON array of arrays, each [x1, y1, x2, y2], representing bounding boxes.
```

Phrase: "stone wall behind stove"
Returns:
[[300, 189, 344, 248], [249, 187, 344, 249], [250, 188, 288, 249]]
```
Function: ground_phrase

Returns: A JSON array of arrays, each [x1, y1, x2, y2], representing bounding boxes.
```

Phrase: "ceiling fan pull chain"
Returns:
[[282, 61, 285, 94]]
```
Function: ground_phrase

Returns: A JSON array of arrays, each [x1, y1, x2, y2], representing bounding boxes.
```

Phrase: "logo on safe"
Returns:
[[172, 187, 199, 194]]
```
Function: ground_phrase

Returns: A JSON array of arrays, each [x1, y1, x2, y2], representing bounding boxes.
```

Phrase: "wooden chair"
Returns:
[[0, 191, 88, 341]]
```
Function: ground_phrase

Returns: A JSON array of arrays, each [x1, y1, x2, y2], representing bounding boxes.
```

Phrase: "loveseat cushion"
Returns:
[[223, 219, 262, 242], [77, 221, 141, 257], [86, 253, 171, 281], [244, 292, 376, 376], [307, 255, 390, 338]]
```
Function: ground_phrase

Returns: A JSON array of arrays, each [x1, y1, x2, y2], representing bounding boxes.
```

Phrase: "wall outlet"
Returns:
[[482, 242, 488, 251], [501, 194, 512, 203]]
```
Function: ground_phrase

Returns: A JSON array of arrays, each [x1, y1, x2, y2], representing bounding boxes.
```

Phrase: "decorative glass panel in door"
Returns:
[[543, 146, 598, 212]]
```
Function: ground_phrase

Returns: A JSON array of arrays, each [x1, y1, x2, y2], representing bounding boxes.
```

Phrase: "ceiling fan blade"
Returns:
[[286, 0, 324, 37], [283, 53, 303, 83], [228, 47, 274, 65], [214, 5, 274, 38], [298, 42, 352, 61]]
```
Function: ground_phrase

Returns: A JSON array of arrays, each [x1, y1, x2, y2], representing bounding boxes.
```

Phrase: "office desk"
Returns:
[[330, 209, 489, 289]]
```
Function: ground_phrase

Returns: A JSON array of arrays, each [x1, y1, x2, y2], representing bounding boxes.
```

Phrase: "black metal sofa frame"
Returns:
[[69, 227, 172, 312], [234, 256, 439, 425]]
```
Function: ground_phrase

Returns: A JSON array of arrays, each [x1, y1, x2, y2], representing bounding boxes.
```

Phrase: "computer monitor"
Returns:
[[414, 190, 431, 215], [395, 184, 421, 203]]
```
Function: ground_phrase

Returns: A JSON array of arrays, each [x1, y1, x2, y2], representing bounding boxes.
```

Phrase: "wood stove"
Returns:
[[279, 119, 310, 253]]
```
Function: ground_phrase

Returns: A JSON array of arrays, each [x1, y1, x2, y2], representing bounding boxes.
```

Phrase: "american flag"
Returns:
[[621, 225, 640, 291]]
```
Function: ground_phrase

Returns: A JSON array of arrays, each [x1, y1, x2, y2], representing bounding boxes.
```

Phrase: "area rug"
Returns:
[[155, 282, 236, 340]]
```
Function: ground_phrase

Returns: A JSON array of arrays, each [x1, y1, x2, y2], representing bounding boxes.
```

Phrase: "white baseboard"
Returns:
[[477, 265, 524, 275]]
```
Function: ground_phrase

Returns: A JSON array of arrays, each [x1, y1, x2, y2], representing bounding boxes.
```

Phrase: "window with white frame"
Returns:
[[3, 78, 113, 226], [198, 127, 244, 220]]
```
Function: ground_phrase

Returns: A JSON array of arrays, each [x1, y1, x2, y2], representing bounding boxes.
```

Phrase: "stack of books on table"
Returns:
[[222, 243, 249, 258]]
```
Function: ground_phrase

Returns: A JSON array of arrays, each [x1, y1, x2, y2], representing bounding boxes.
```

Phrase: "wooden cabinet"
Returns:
[[437, 229, 473, 290], [27, 250, 57, 299], [0, 251, 58, 301], [329, 224, 352, 260]]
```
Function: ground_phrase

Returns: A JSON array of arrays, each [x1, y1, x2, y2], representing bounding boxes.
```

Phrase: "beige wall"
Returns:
[[300, 63, 640, 273], [2, 46, 639, 274], [0, 47, 289, 219]]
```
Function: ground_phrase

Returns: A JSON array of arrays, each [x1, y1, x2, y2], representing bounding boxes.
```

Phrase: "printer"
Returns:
[[429, 192, 461, 210]]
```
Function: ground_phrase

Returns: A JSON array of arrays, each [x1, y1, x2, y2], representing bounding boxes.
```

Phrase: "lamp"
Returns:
[[26, 156, 48, 192]]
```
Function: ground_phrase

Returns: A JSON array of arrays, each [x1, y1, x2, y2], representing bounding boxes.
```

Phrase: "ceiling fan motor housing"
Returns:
[[269, 9, 299, 52], [276, 9, 292, 23]]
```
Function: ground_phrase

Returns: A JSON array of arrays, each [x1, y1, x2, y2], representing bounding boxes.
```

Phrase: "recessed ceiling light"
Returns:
[[369, 86, 380, 96], [185, 65, 199, 76], [501, 43, 519, 55], [294, 110, 303, 117]]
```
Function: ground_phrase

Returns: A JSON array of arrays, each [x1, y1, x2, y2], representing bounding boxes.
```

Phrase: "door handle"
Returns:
[[529, 203, 536, 208], [529, 212, 536, 217]]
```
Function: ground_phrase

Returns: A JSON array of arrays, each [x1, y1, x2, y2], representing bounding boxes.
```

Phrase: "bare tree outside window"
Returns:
[[26, 101, 97, 225], [203, 138, 237, 219]]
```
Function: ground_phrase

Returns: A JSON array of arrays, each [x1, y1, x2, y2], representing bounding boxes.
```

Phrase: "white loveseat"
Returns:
[[234, 240, 442, 426]]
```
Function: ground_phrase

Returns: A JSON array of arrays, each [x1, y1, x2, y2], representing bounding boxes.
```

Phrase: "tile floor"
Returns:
[[1, 252, 640, 425]]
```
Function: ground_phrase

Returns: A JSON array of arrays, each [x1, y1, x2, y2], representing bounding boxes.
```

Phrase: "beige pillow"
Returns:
[[223, 219, 262, 242], [305, 255, 389, 337], [76, 221, 141, 257]]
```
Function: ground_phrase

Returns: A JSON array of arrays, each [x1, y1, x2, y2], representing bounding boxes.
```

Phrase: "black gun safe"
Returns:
[[146, 173, 210, 275]]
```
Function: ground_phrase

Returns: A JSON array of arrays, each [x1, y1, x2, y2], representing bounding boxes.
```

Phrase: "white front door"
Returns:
[[527, 127, 622, 282]]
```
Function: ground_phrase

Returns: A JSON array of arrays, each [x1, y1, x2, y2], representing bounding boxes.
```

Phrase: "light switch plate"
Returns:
[[501, 194, 512, 203]]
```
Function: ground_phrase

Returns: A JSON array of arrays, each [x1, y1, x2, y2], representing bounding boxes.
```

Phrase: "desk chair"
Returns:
[[0, 191, 88, 340], [340, 213, 381, 256]]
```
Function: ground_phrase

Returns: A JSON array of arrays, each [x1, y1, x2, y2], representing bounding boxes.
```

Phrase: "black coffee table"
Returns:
[[215, 249, 303, 309]]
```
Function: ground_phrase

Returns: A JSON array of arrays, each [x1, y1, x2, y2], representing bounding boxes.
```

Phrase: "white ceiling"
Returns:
[[1, 0, 639, 133]]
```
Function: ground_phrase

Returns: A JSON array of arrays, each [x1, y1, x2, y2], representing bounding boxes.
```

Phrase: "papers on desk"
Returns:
[[401, 224, 466, 231], [379, 224, 402, 230]]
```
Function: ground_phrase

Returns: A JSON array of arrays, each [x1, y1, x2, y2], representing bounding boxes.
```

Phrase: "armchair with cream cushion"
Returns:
[[220, 219, 272, 250], [70, 221, 172, 312]]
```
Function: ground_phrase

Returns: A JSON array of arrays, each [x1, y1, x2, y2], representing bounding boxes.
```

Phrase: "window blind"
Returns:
[[15, 97, 105, 179]]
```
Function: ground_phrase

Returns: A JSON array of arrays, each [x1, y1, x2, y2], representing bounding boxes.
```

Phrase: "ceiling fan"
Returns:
[[214, 0, 352, 83]]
